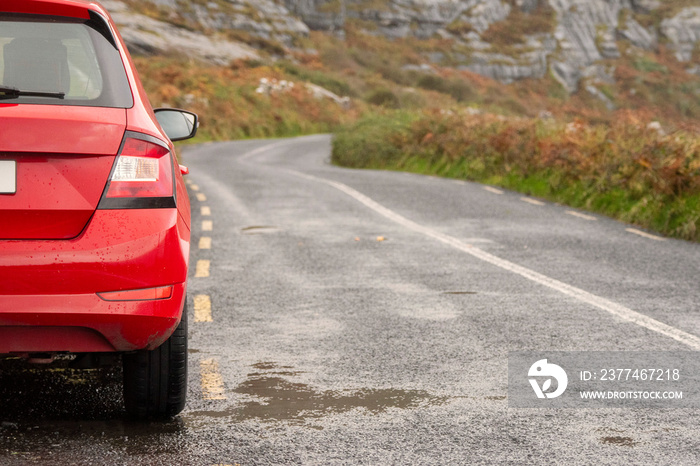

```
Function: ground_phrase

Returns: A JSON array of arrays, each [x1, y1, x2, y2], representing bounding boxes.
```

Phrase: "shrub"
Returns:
[[332, 111, 417, 167], [416, 75, 474, 102], [366, 88, 400, 108]]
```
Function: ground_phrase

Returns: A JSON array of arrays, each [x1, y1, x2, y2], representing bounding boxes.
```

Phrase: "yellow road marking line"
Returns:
[[200, 358, 227, 400], [520, 197, 545, 206], [194, 295, 212, 322], [483, 186, 504, 195], [195, 260, 210, 278], [199, 237, 212, 249], [201, 206, 211, 216], [196, 193, 207, 202], [190, 184, 200, 191], [626, 228, 666, 241], [202, 220, 213, 231]]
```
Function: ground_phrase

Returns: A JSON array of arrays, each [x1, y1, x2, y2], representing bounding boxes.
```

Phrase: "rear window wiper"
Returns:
[[0, 86, 65, 100]]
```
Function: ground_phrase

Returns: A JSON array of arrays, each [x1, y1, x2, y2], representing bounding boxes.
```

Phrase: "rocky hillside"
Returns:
[[287, 1, 700, 91], [108, 0, 699, 91]]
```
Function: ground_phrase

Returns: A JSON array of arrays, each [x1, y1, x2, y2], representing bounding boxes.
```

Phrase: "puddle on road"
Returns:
[[251, 361, 292, 370], [600, 436, 637, 447], [240, 225, 280, 235], [247, 361, 305, 378], [190, 362, 447, 424]]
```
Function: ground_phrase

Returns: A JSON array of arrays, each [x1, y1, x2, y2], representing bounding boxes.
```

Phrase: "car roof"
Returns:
[[2, 0, 107, 20]]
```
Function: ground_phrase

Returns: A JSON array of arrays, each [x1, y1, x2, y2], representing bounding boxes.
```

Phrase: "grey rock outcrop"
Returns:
[[548, 0, 627, 92], [187, 0, 310, 45], [462, 50, 549, 83], [102, 0, 260, 64], [282, 0, 698, 92], [618, 17, 657, 51], [461, 33, 557, 83], [661, 7, 700, 62], [104, 0, 700, 94], [285, 0, 511, 38]]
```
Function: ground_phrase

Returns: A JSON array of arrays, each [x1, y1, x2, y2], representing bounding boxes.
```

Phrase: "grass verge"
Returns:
[[333, 110, 700, 241]]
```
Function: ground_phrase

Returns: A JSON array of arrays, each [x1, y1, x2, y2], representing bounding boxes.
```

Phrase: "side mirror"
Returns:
[[154, 108, 198, 142]]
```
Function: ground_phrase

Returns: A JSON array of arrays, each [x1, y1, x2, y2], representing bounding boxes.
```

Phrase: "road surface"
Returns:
[[2, 135, 700, 464]]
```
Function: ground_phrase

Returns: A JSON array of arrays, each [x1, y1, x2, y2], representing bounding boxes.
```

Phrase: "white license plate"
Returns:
[[0, 160, 17, 194]]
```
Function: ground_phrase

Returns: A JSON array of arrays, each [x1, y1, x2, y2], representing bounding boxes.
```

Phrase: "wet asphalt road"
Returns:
[[3, 135, 700, 464]]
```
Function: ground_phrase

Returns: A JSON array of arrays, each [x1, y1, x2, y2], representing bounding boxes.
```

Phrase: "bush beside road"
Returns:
[[333, 110, 700, 242]]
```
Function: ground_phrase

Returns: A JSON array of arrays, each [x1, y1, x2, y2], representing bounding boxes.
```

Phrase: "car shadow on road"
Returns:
[[0, 358, 187, 462]]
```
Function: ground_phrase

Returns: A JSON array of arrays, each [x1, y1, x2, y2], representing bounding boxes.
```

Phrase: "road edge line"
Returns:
[[290, 171, 700, 350]]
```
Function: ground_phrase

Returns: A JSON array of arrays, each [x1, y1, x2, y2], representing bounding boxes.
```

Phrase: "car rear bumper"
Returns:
[[0, 208, 190, 353], [0, 283, 185, 353]]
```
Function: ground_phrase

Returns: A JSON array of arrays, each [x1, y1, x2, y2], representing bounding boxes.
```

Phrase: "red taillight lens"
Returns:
[[97, 285, 174, 302], [106, 137, 173, 199]]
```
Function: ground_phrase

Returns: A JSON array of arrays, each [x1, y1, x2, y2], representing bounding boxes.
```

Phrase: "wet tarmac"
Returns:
[[0, 358, 188, 463], [189, 362, 448, 424]]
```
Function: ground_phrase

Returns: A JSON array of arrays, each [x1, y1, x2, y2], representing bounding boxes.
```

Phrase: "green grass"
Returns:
[[332, 110, 700, 242]]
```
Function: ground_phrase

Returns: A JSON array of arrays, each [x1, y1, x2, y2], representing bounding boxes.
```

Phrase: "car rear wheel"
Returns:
[[122, 304, 188, 419]]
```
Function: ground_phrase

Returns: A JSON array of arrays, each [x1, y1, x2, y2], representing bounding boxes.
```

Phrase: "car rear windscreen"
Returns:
[[0, 13, 133, 108]]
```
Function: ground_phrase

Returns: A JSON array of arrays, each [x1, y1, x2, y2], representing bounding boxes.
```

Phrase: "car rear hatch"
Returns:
[[0, 106, 126, 239], [0, 8, 134, 240]]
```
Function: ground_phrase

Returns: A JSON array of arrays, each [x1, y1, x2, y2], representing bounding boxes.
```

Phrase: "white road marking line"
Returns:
[[200, 358, 227, 400], [521, 197, 545, 206], [238, 140, 298, 162], [194, 295, 212, 322], [201, 206, 211, 216], [195, 259, 210, 278], [291, 171, 700, 350], [626, 228, 666, 241], [199, 237, 212, 249], [196, 193, 207, 202], [463, 238, 495, 244], [483, 186, 504, 195], [566, 210, 597, 221], [202, 220, 213, 231]]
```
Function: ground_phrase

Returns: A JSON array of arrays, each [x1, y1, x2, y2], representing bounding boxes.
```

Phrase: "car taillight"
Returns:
[[97, 285, 174, 302], [99, 133, 176, 209], [107, 137, 172, 198]]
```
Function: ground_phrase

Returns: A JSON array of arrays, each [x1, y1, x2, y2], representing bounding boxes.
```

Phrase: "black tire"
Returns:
[[123, 303, 188, 419]]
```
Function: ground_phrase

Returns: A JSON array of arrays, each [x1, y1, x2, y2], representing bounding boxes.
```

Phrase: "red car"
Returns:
[[0, 0, 198, 418]]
